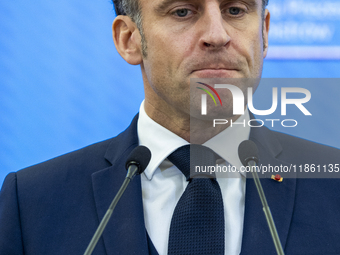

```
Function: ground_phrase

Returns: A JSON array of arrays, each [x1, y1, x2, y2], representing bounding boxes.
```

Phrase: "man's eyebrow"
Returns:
[[223, 0, 259, 9], [155, 0, 195, 13], [242, 0, 259, 9], [155, 0, 177, 13]]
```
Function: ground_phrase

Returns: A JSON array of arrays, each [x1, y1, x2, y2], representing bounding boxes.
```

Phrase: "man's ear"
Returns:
[[262, 9, 270, 58], [112, 16, 143, 65]]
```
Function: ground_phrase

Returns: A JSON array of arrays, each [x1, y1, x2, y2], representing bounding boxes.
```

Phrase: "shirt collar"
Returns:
[[137, 101, 250, 180], [203, 111, 250, 177], [137, 101, 189, 180]]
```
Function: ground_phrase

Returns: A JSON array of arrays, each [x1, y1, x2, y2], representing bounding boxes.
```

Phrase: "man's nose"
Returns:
[[198, 5, 231, 50]]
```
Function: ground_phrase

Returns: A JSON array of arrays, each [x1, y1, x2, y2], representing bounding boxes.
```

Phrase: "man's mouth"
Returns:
[[191, 68, 239, 78]]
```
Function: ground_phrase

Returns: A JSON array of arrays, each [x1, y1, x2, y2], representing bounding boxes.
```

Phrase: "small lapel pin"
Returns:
[[271, 174, 283, 182]]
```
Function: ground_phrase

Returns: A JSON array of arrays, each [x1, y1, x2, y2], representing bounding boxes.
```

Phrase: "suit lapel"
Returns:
[[240, 125, 297, 254], [91, 115, 150, 255], [89, 113, 297, 254]]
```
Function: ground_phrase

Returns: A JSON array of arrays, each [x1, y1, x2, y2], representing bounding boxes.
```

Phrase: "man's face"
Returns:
[[138, 0, 269, 119]]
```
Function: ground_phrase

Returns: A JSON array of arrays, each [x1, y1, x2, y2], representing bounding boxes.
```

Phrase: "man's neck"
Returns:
[[144, 100, 241, 144]]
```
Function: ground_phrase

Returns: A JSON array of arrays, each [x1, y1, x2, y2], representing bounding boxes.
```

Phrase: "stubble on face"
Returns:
[[137, 0, 269, 142]]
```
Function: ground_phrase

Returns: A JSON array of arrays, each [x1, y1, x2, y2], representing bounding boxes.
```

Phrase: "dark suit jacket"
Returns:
[[1, 114, 340, 255]]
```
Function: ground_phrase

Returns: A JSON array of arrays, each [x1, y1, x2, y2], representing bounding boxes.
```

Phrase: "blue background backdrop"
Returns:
[[1, 0, 340, 185]]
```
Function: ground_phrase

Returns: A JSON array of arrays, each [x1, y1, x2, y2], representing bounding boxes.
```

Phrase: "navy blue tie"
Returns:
[[167, 144, 225, 255]]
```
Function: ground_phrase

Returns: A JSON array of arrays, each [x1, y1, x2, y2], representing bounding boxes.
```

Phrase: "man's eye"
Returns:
[[174, 9, 190, 17], [229, 7, 241, 15]]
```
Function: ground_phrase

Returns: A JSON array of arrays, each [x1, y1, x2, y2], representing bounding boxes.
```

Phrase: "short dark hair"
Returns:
[[112, 0, 269, 17], [113, 0, 142, 32]]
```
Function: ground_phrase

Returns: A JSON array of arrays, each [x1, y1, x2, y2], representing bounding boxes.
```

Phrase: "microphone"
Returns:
[[238, 140, 285, 255], [125, 145, 152, 179], [84, 145, 151, 255], [238, 140, 259, 167]]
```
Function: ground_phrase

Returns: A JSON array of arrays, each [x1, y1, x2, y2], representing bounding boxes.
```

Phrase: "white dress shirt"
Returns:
[[138, 101, 250, 255]]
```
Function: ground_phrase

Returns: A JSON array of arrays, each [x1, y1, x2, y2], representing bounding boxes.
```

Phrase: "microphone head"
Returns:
[[125, 145, 151, 174], [238, 140, 259, 166]]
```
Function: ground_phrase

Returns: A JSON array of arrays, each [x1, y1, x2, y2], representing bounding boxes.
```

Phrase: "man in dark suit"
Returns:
[[1, 0, 340, 254]]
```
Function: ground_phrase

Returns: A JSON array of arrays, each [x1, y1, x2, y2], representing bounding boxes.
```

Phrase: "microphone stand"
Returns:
[[248, 160, 285, 255], [83, 164, 139, 255]]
